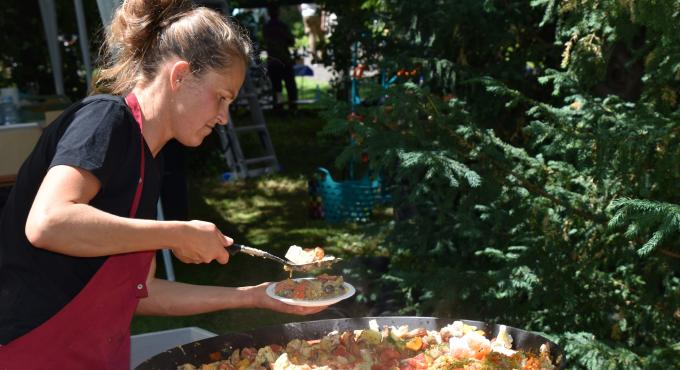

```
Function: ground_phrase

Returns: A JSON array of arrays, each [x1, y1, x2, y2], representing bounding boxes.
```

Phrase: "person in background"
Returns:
[[262, 5, 298, 112], [300, 3, 324, 62], [0, 0, 323, 367]]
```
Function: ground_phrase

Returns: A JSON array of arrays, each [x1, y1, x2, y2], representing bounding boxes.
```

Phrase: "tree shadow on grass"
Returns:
[[132, 109, 389, 336], [132, 174, 377, 335]]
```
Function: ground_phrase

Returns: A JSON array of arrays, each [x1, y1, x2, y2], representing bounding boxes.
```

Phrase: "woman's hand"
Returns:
[[138, 278, 329, 317], [247, 283, 328, 315], [170, 220, 233, 264]]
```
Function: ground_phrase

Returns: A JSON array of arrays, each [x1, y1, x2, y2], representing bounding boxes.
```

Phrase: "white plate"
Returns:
[[266, 278, 356, 307]]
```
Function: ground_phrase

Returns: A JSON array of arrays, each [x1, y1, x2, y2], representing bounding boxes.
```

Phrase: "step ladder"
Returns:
[[216, 71, 280, 180], [192, 0, 279, 180]]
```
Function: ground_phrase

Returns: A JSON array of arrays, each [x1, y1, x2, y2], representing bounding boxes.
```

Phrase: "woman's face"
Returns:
[[171, 62, 246, 147]]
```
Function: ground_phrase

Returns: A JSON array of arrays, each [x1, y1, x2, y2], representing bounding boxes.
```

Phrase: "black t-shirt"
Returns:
[[0, 95, 162, 344]]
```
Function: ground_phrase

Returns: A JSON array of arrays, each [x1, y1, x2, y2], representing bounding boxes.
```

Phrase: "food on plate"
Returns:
[[274, 274, 345, 300], [180, 320, 556, 369], [284, 245, 326, 265]]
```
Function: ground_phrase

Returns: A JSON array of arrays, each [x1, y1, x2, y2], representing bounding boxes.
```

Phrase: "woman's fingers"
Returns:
[[171, 221, 233, 264], [269, 300, 328, 315], [215, 249, 229, 264], [280, 304, 328, 315], [215, 233, 231, 264]]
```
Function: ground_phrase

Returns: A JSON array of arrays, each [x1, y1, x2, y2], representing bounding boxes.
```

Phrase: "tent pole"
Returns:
[[38, 0, 65, 96], [96, 0, 121, 28], [74, 0, 93, 91]]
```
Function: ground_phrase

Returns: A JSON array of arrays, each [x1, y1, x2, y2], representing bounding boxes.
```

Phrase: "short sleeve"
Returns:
[[50, 99, 135, 185]]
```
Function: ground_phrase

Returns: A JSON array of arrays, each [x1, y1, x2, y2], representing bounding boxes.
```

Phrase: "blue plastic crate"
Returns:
[[316, 167, 385, 223]]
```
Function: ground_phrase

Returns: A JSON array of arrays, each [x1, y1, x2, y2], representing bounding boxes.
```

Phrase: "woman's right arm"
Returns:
[[25, 164, 230, 264]]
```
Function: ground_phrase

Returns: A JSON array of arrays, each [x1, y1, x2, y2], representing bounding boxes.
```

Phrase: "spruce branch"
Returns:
[[437, 122, 607, 223], [608, 198, 680, 257]]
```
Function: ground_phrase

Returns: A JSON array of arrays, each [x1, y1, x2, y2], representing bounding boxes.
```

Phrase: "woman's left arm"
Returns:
[[135, 258, 326, 316]]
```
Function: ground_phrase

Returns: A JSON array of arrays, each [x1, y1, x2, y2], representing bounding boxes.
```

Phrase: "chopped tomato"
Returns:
[[293, 281, 308, 299], [333, 344, 350, 357], [404, 353, 429, 370], [379, 347, 402, 363]]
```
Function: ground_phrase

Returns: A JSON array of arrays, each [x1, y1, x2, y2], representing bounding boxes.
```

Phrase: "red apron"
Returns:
[[0, 93, 154, 369]]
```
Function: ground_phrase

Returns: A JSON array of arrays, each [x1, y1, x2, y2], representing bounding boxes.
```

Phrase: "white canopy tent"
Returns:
[[37, 0, 121, 95]]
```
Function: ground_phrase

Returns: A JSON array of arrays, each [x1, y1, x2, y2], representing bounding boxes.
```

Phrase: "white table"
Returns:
[[0, 121, 45, 186]]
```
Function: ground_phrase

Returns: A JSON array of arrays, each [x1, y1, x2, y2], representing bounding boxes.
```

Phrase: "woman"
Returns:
[[0, 0, 324, 367]]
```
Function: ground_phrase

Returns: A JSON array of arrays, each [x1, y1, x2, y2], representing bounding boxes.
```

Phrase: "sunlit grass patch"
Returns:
[[132, 109, 391, 336]]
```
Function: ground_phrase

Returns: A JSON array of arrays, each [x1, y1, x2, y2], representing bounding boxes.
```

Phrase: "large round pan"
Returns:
[[135, 316, 566, 369]]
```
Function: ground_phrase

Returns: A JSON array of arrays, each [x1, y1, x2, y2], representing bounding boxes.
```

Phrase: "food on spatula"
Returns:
[[284, 245, 331, 265], [273, 274, 346, 300]]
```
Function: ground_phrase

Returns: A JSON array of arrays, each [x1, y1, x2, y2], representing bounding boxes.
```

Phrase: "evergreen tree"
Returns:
[[319, 0, 679, 367]]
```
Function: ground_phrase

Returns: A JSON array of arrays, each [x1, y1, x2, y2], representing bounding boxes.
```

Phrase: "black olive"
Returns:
[[324, 285, 335, 294]]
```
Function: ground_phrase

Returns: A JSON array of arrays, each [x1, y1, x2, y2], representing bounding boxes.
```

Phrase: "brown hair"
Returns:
[[95, 0, 252, 95]]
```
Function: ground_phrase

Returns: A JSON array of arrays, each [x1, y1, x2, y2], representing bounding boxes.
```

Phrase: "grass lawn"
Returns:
[[130, 105, 392, 335]]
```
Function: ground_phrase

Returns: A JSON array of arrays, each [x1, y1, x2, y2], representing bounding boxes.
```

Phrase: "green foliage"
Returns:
[[608, 198, 680, 256], [319, 0, 680, 368], [559, 332, 643, 369]]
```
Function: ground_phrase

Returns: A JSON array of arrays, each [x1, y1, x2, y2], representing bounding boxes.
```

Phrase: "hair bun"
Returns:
[[110, 0, 192, 59]]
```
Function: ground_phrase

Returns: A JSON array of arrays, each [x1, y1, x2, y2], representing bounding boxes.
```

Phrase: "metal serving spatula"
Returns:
[[226, 244, 341, 273]]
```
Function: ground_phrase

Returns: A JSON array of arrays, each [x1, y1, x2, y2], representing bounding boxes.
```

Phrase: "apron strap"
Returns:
[[125, 93, 145, 218]]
